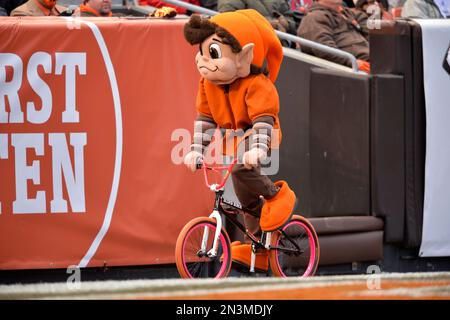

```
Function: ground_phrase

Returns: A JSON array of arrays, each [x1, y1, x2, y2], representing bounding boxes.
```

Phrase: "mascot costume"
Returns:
[[183, 9, 296, 271]]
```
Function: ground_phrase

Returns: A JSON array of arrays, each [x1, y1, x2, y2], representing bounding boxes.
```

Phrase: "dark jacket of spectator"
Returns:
[[0, 0, 26, 15], [217, 0, 297, 35], [11, 0, 65, 15], [297, 2, 370, 66]]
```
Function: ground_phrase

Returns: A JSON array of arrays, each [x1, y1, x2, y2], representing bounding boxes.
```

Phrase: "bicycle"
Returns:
[[175, 158, 320, 279]]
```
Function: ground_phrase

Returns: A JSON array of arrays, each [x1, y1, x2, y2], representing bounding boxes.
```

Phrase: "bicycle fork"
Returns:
[[200, 189, 225, 258], [200, 210, 223, 258]]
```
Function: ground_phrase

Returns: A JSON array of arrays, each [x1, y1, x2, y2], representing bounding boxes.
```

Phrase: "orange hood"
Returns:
[[210, 9, 283, 83]]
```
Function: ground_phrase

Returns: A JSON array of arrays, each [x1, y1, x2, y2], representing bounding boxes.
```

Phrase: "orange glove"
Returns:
[[357, 59, 371, 74]]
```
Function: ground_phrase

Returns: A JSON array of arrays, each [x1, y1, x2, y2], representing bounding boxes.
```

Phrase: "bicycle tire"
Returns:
[[175, 217, 232, 279], [269, 215, 320, 277]]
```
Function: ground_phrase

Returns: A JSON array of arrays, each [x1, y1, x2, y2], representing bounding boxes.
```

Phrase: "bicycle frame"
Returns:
[[199, 159, 306, 273], [200, 159, 273, 272]]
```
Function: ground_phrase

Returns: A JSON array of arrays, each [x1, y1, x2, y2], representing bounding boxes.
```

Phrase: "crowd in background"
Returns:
[[1, 0, 448, 19], [0, 0, 448, 71], [0, 0, 112, 15]]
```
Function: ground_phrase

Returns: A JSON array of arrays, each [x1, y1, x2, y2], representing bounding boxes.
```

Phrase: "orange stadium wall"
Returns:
[[0, 17, 430, 271], [0, 17, 214, 270]]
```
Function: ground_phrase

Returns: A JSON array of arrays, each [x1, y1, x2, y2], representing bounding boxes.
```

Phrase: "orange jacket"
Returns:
[[196, 74, 281, 134]]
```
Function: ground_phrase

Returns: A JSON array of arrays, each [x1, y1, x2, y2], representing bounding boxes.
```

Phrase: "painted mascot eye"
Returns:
[[209, 43, 222, 59]]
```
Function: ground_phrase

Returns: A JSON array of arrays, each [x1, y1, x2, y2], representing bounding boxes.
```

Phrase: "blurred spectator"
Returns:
[[0, 0, 26, 15], [290, 0, 356, 15], [10, 0, 66, 15], [388, 0, 406, 8], [377, 0, 390, 9], [290, 0, 313, 12], [355, 0, 394, 19], [433, 0, 449, 16], [200, 0, 216, 10], [289, 0, 313, 28], [139, 0, 200, 14], [401, 0, 449, 18], [297, 0, 371, 72], [343, 0, 355, 6], [217, 0, 297, 35], [78, 0, 112, 16]]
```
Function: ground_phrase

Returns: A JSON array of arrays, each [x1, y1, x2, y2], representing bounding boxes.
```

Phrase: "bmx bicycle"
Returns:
[[175, 158, 320, 279]]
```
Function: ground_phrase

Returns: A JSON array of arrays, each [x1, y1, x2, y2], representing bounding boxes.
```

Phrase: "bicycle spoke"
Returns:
[[272, 219, 317, 277], [178, 220, 230, 279], [280, 230, 302, 253]]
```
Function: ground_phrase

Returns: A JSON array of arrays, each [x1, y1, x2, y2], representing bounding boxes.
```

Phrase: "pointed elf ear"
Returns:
[[236, 43, 254, 77], [237, 43, 254, 68]]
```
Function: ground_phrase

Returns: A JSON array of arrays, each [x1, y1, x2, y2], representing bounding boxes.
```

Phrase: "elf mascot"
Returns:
[[183, 9, 296, 272]]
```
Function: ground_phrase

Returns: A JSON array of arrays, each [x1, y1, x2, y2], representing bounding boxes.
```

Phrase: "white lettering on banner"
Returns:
[[12, 133, 46, 214], [50, 133, 87, 213], [27, 52, 53, 124], [0, 52, 86, 124], [55, 52, 86, 123], [0, 51, 88, 215], [0, 53, 24, 123], [0, 134, 8, 214], [5, 133, 88, 214]]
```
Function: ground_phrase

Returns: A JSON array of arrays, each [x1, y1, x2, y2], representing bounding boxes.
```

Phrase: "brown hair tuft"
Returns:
[[183, 15, 242, 53]]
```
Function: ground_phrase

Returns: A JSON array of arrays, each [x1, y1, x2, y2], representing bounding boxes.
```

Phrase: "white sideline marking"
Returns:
[[1, 272, 450, 299]]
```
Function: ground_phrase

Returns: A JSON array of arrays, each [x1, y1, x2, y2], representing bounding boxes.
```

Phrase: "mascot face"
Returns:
[[195, 34, 254, 85]]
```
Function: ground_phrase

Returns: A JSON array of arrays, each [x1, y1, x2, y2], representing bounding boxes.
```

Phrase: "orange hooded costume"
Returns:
[[195, 9, 284, 143], [183, 9, 296, 272]]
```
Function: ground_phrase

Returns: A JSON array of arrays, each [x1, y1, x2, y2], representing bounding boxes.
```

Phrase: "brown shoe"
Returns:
[[230, 241, 269, 272], [260, 181, 296, 232]]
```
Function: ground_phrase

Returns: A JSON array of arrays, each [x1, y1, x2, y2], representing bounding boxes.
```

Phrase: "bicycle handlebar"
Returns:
[[200, 158, 238, 191]]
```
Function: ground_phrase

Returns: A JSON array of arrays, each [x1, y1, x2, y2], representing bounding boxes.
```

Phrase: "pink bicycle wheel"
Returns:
[[175, 217, 231, 279], [269, 215, 320, 277]]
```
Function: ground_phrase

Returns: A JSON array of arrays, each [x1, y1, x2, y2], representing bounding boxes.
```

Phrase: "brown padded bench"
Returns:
[[309, 216, 384, 265], [271, 46, 390, 268]]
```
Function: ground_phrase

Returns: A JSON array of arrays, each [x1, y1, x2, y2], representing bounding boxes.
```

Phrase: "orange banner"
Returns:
[[0, 17, 213, 270]]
